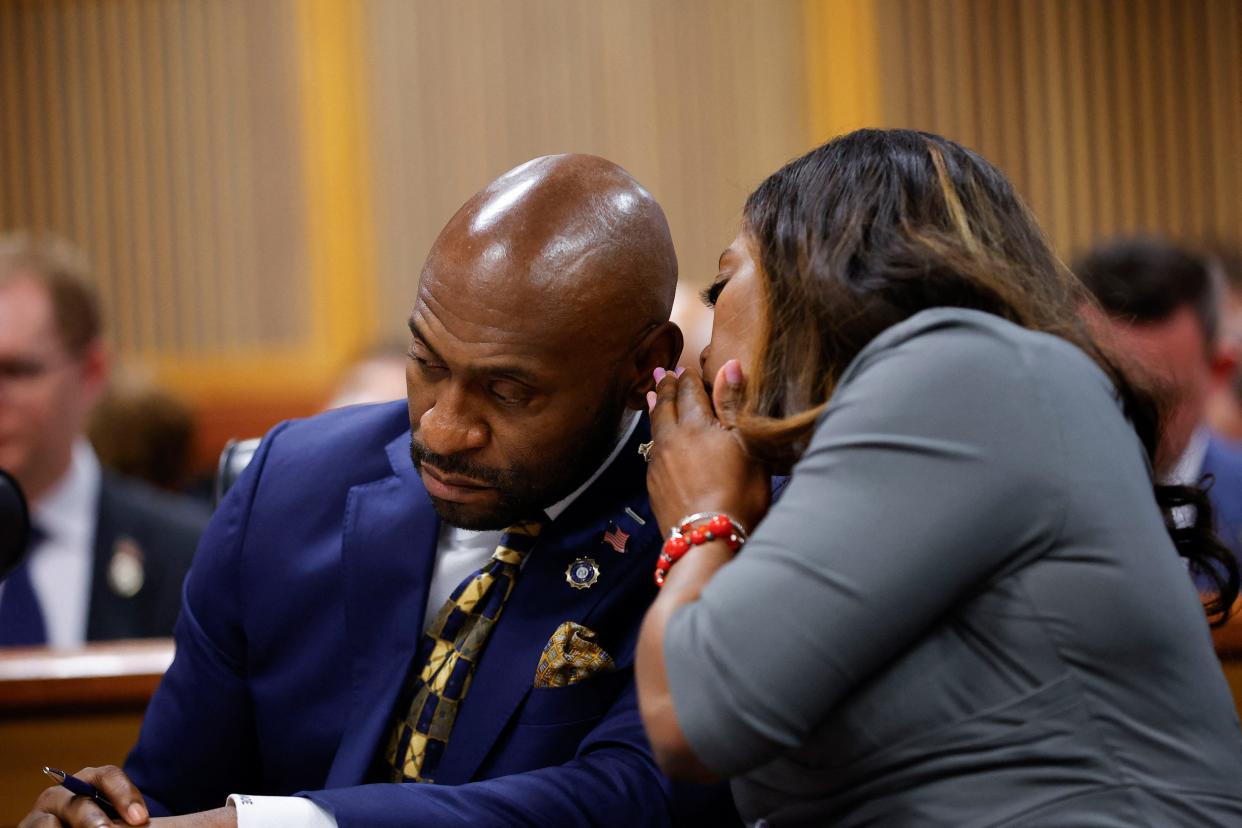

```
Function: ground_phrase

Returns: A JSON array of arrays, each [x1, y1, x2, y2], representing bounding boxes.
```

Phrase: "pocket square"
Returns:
[[533, 621, 615, 688]]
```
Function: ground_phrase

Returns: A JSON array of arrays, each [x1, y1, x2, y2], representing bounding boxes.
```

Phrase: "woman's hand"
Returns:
[[645, 360, 771, 536]]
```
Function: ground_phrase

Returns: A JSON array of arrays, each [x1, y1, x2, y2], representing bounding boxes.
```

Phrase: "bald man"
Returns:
[[22, 157, 705, 828]]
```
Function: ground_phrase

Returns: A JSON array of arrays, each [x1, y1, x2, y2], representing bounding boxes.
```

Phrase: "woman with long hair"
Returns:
[[635, 129, 1242, 826]]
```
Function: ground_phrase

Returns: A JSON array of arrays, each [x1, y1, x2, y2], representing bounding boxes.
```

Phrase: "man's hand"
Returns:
[[19, 765, 149, 828]]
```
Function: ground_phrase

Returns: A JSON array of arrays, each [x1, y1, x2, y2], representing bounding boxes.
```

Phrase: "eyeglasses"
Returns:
[[0, 355, 75, 393]]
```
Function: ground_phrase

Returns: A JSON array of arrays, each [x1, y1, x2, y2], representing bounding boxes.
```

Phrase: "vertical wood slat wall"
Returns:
[[2, 0, 1239, 413], [363, 0, 810, 341], [0, 0, 308, 369], [0, 0, 809, 405], [865, 0, 1242, 259]]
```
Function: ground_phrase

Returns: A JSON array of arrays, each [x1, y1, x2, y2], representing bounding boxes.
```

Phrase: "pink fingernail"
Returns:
[[724, 360, 742, 386], [675, 366, 686, 377], [653, 367, 667, 382], [646, 391, 657, 411]]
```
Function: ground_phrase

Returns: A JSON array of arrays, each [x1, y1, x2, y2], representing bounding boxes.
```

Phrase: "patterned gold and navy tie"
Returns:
[[385, 517, 545, 783]]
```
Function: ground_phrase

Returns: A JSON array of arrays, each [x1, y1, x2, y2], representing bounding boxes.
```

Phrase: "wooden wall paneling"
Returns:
[[121, 0, 157, 353], [804, 0, 884, 142], [0, 0, 345, 455], [78, 3, 109, 319], [166, 0, 197, 357], [992, 0, 1025, 197], [904, 0, 935, 130], [864, 0, 1240, 258], [1131, 0, 1162, 232], [1014, 0, 1049, 242], [967, 0, 996, 160], [293, 0, 377, 366], [40, 4, 69, 238], [1188, 1, 1219, 242], [19, 3, 49, 233], [1040, 0, 1072, 254], [203, 0, 231, 353], [4, 0, 1235, 455], [927, 1, 958, 141], [63, 3, 91, 259], [245, 0, 309, 350], [1206, 0, 1242, 240], [1176, 0, 1207, 240], [98, 1, 134, 353], [1062, 0, 1095, 257], [139, 0, 175, 355], [224, 0, 259, 351], [365, 0, 809, 334], [953, 0, 981, 147], [1153, 0, 1182, 237], [185, 0, 216, 354], [76, 3, 109, 345], [0, 4, 16, 229]]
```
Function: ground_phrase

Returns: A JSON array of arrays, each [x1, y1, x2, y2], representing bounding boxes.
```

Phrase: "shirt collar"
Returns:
[[30, 438, 101, 544], [1164, 426, 1211, 487], [544, 409, 641, 521]]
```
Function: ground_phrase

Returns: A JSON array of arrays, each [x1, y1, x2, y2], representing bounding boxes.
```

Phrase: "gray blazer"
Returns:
[[665, 308, 1242, 827]]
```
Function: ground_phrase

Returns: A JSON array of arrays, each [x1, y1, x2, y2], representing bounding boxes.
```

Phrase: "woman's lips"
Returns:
[[419, 464, 495, 502]]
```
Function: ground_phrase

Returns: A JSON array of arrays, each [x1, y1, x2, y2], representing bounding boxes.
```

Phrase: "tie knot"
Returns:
[[505, 517, 546, 538], [492, 516, 547, 566]]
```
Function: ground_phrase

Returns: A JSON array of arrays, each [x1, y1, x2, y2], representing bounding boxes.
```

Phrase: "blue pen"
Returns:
[[42, 767, 121, 819]]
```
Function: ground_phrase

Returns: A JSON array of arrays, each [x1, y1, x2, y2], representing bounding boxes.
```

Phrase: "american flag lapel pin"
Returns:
[[601, 520, 629, 554]]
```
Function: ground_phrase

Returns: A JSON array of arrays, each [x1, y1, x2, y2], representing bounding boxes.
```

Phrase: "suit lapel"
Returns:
[[86, 479, 139, 640], [324, 432, 440, 786], [432, 418, 655, 783]]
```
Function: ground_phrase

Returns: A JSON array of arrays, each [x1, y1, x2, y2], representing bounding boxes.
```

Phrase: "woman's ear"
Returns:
[[625, 321, 684, 410]]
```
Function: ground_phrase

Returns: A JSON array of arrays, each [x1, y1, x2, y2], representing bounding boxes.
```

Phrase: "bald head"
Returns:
[[422, 154, 678, 347], [405, 155, 683, 528]]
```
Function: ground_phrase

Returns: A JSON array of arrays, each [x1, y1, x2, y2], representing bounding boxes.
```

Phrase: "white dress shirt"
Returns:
[[229, 411, 641, 828], [0, 439, 100, 648], [1165, 426, 1210, 530]]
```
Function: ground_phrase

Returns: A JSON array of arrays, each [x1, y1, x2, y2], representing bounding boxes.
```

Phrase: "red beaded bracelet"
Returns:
[[654, 512, 747, 587]]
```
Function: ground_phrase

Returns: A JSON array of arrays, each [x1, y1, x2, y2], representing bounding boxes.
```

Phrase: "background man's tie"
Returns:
[[0, 524, 48, 647], [386, 517, 546, 782]]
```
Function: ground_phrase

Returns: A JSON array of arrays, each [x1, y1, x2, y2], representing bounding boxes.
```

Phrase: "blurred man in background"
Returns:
[[323, 342, 410, 410], [1076, 237, 1242, 650], [0, 232, 207, 647], [89, 377, 200, 495]]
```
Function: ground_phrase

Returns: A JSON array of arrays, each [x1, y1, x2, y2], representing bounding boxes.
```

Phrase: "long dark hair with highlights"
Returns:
[[738, 128, 1238, 625]]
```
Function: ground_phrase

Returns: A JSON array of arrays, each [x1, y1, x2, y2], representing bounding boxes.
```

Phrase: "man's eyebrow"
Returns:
[[407, 317, 541, 384], [700, 277, 729, 309], [407, 319, 445, 363]]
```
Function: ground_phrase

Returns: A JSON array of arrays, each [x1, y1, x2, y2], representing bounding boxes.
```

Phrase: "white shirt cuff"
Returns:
[[227, 794, 338, 828]]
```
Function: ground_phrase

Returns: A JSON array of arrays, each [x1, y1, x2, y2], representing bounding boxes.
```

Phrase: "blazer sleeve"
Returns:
[[123, 423, 292, 816], [302, 677, 672, 828], [662, 318, 1073, 778]]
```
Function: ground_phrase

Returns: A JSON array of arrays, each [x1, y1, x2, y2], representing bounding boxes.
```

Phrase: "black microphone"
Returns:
[[0, 468, 31, 582]]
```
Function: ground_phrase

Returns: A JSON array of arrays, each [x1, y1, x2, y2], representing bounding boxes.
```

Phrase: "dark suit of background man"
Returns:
[[1075, 237, 1242, 649], [0, 232, 207, 648], [21, 155, 738, 828]]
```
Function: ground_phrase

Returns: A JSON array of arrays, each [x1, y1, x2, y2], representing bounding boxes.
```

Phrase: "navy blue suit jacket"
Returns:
[[125, 401, 679, 827], [87, 472, 207, 641]]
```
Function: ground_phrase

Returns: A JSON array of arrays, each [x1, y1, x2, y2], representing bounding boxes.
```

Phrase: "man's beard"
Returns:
[[410, 390, 630, 531]]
